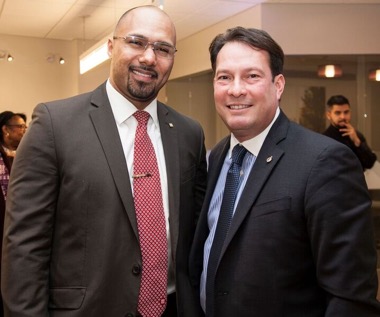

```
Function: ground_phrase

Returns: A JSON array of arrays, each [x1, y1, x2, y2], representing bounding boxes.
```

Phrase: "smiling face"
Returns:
[[213, 41, 285, 142], [108, 6, 176, 109]]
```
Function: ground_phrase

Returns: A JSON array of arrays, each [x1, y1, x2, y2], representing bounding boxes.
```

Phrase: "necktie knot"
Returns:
[[231, 144, 247, 166], [133, 110, 150, 126]]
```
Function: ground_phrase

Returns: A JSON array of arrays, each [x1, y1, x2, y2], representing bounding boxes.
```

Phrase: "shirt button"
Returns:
[[132, 264, 141, 275]]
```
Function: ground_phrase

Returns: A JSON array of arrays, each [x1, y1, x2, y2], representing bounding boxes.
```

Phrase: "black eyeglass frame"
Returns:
[[113, 35, 177, 59]]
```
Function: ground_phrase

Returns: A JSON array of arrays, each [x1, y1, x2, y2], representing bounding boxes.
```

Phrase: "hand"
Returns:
[[339, 123, 361, 147]]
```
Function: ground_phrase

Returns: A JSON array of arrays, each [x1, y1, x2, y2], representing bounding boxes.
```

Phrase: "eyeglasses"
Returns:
[[7, 124, 27, 130], [113, 35, 177, 59]]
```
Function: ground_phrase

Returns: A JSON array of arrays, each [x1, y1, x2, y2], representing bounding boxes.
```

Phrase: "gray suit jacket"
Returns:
[[2, 83, 207, 316], [190, 110, 380, 317]]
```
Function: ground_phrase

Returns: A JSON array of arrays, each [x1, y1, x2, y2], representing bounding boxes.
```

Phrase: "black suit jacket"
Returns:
[[190, 111, 380, 317], [2, 82, 207, 316]]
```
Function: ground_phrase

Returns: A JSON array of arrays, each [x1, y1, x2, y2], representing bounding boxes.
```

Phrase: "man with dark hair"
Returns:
[[190, 27, 380, 316], [323, 94, 377, 170]]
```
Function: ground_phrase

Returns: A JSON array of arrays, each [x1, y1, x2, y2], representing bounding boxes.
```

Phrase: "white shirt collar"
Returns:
[[230, 107, 280, 158]]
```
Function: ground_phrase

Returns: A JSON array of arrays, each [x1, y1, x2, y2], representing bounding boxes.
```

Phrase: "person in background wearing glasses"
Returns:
[[0, 110, 27, 317], [2, 5, 207, 317], [0, 111, 27, 163]]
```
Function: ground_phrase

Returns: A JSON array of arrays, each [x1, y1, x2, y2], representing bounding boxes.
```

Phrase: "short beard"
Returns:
[[127, 78, 156, 101]]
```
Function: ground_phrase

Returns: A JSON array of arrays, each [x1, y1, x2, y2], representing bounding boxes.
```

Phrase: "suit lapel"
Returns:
[[157, 102, 180, 260], [221, 112, 289, 257], [89, 84, 139, 238]]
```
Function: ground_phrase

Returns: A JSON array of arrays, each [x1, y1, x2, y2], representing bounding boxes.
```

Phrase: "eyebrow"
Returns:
[[127, 33, 173, 46]]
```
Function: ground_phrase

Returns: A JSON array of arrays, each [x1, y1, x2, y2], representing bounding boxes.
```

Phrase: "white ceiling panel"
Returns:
[[0, 0, 261, 41], [1, 0, 379, 42]]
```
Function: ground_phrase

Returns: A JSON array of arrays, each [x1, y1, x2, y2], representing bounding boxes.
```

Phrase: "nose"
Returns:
[[228, 79, 247, 97], [139, 45, 157, 65]]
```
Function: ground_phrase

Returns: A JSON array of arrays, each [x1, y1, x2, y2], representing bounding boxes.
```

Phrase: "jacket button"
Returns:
[[132, 264, 141, 275], [125, 313, 134, 317]]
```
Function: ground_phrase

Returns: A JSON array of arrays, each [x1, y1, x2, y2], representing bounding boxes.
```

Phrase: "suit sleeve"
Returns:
[[2, 103, 58, 316], [306, 142, 380, 316], [353, 132, 377, 170]]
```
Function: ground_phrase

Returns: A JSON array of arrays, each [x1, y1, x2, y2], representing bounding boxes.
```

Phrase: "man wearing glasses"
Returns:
[[2, 5, 207, 317]]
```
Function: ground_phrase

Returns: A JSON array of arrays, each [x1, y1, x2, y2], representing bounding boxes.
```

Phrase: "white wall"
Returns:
[[262, 4, 380, 55], [171, 3, 380, 80], [0, 35, 79, 121]]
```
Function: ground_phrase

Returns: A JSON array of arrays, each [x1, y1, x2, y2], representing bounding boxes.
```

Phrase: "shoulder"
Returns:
[[282, 120, 355, 161], [209, 136, 229, 160], [273, 112, 341, 151], [32, 84, 107, 123]]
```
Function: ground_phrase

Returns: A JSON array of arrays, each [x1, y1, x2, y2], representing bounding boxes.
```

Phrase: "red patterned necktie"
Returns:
[[133, 110, 168, 316]]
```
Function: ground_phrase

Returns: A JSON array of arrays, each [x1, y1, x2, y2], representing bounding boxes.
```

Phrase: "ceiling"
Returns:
[[0, 0, 266, 43], [1, 0, 379, 44]]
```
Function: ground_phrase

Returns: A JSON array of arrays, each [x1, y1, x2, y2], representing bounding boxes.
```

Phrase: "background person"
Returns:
[[0, 111, 27, 317], [189, 26, 380, 317], [323, 94, 377, 170], [2, 6, 207, 317], [0, 111, 27, 164]]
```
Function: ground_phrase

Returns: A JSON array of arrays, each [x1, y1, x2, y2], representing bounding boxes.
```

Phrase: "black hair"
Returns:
[[326, 95, 350, 110], [209, 26, 284, 81], [0, 111, 27, 141]]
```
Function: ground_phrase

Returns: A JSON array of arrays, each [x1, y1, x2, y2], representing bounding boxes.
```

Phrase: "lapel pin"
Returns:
[[266, 156, 273, 163], [168, 123, 174, 128]]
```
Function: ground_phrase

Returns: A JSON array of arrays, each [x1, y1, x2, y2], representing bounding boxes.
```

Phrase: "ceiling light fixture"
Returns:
[[79, 34, 111, 74], [369, 69, 380, 82], [46, 53, 65, 64], [7, 54, 13, 62], [317, 64, 342, 78], [151, 0, 164, 10]]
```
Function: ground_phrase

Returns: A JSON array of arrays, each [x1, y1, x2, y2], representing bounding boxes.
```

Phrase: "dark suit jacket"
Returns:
[[190, 111, 380, 317], [1, 83, 207, 317]]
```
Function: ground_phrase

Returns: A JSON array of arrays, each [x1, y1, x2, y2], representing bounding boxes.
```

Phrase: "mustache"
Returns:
[[130, 65, 158, 78]]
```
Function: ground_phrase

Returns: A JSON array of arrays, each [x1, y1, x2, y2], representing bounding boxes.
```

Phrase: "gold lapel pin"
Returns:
[[168, 123, 174, 128]]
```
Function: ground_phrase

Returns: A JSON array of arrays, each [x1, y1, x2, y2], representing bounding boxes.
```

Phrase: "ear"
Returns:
[[107, 38, 113, 57], [326, 111, 331, 120], [274, 74, 285, 100], [1, 125, 8, 135]]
